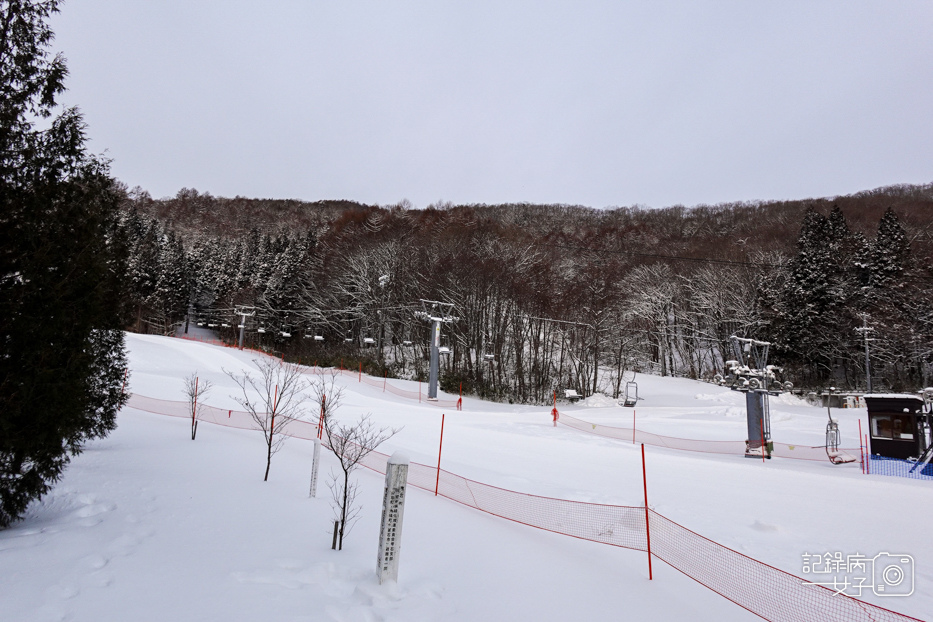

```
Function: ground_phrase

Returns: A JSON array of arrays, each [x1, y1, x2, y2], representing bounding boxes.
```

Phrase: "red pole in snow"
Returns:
[[641, 443, 653, 580], [270, 384, 278, 439], [457, 382, 462, 411], [435, 413, 446, 496], [551, 391, 558, 426], [858, 419, 864, 474], [317, 394, 326, 439], [228, 409, 231, 418]]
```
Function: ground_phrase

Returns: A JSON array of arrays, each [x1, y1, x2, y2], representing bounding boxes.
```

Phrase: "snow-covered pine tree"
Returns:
[[153, 229, 190, 330], [123, 213, 162, 331], [774, 208, 842, 383], [868, 207, 910, 289], [862, 208, 914, 390]]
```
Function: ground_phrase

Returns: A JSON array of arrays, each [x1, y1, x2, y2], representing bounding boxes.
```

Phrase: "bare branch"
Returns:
[[182, 372, 213, 440], [322, 412, 400, 550], [225, 358, 309, 481]]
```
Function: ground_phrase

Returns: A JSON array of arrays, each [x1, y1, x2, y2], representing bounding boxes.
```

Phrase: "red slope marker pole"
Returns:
[[761, 426, 766, 463], [642, 443, 653, 580], [317, 394, 326, 439], [551, 391, 558, 427], [435, 413, 446, 496]]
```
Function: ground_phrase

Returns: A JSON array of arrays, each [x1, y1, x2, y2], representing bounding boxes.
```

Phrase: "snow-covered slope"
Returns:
[[1, 333, 930, 621]]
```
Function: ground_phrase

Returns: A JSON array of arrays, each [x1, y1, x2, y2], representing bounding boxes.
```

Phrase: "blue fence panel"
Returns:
[[868, 455, 933, 480]]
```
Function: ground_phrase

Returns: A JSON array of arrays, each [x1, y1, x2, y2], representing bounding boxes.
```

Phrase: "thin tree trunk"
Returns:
[[264, 435, 272, 481], [339, 470, 349, 550]]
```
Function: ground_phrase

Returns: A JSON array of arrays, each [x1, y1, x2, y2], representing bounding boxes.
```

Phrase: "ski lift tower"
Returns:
[[414, 300, 457, 400], [234, 305, 256, 350], [721, 335, 792, 459]]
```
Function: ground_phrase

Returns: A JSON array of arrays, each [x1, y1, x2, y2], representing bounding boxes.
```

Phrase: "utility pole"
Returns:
[[855, 314, 874, 394], [235, 305, 256, 350]]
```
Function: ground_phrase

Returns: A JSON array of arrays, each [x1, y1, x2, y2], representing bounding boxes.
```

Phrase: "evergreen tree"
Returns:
[[123, 213, 161, 329], [0, 0, 128, 528], [153, 229, 190, 327], [774, 208, 843, 382], [867, 207, 910, 289], [863, 208, 913, 389]]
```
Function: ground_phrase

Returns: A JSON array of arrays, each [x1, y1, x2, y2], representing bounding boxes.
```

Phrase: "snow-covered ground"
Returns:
[[1, 333, 930, 621]]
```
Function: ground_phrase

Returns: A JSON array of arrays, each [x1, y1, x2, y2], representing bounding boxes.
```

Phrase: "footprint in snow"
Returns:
[[750, 519, 780, 532], [82, 553, 109, 570]]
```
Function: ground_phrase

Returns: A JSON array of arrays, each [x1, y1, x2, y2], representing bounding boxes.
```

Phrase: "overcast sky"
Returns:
[[51, 1, 933, 209]]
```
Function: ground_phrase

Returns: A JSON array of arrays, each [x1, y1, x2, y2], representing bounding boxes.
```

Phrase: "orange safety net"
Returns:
[[558, 413, 861, 463], [123, 393, 920, 622]]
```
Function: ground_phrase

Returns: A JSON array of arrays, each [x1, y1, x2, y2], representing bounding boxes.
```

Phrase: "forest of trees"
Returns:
[[117, 183, 933, 403]]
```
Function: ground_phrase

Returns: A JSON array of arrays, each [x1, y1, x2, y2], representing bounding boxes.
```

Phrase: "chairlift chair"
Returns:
[[563, 389, 582, 403], [363, 337, 376, 346], [438, 333, 452, 355], [623, 381, 638, 407], [257, 326, 266, 334]]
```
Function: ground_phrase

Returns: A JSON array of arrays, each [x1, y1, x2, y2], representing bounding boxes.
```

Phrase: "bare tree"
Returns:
[[183, 372, 213, 440], [323, 413, 399, 550], [309, 368, 345, 438], [226, 358, 309, 481]]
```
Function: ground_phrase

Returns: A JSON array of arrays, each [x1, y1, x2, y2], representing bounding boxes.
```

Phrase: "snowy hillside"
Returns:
[[1, 333, 930, 622]]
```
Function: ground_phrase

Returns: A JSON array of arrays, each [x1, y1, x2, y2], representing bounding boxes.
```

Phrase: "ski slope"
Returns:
[[1, 333, 930, 622]]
